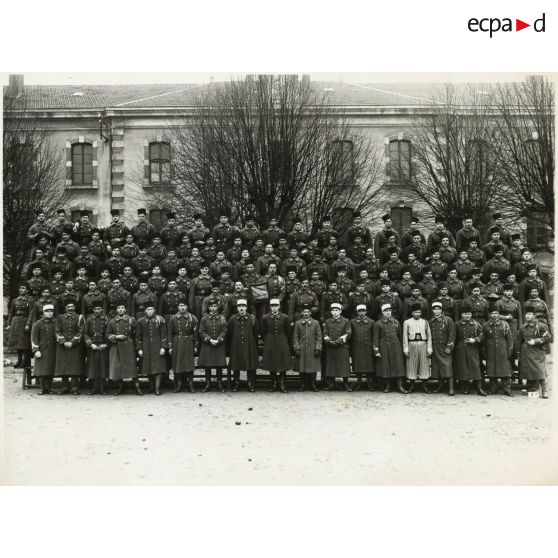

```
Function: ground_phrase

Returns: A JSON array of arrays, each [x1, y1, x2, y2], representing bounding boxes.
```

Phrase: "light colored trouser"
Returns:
[[406, 341, 431, 380]]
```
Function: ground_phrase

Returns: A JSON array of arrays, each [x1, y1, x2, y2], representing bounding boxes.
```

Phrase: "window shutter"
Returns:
[[144, 142, 150, 179]]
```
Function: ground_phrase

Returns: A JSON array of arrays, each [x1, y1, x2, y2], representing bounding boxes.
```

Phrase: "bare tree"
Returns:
[[407, 84, 502, 235], [147, 75, 385, 232], [491, 76, 554, 232], [3, 91, 70, 302]]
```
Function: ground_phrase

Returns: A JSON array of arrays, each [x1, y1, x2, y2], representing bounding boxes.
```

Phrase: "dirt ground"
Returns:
[[2, 363, 557, 485]]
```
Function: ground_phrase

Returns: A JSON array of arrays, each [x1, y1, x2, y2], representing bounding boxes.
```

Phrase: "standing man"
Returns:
[[427, 216, 456, 253], [212, 211, 238, 253], [103, 209, 129, 253], [27, 208, 54, 245], [7, 284, 33, 371], [455, 216, 481, 253], [189, 262, 214, 319], [30, 303, 57, 395], [346, 210, 372, 247], [107, 304, 143, 396], [132, 208, 156, 249], [136, 304, 168, 396], [485, 212, 512, 247], [429, 301, 456, 395], [160, 211, 183, 250], [188, 213, 211, 249], [261, 298, 292, 393], [483, 308, 514, 396], [54, 301, 84, 395], [293, 304, 322, 392], [240, 215, 261, 250], [322, 302, 352, 391], [227, 299, 259, 392], [350, 304, 375, 391], [402, 302, 433, 393], [168, 302, 198, 393], [495, 283, 523, 372], [198, 301, 228, 392], [262, 217, 285, 248], [374, 213, 400, 260], [83, 301, 110, 395]]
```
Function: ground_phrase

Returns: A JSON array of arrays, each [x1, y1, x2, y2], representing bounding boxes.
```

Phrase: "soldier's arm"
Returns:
[[135, 319, 143, 350]]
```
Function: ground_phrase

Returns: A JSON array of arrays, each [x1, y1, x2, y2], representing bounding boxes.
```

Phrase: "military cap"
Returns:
[[236, 299, 248, 306], [270, 298, 281, 306], [35, 208, 45, 216], [167, 211, 176, 219], [353, 211, 361, 218], [382, 213, 391, 222], [42, 304, 55, 311], [431, 301, 442, 309], [526, 263, 537, 271], [511, 233, 521, 241], [410, 302, 423, 312], [356, 304, 367, 311], [110, 209, 120, 216], [503, 283, 514, 290], [193, 213, 203, 220], [57, 208, 66, 215], [460, 304, 473, 314], [330, 302, 342, 310], [435, 216, 445, 224], [137, 208, 147, 215], [492, 212, 502, 219], [381, 303, 391, 311], [489, 226, 500, 235]]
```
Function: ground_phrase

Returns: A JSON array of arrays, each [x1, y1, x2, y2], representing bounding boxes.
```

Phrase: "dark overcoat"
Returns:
[[293, 318, 322, 374], [198, 313, 228, 368], [482, 319, 513, 377], [31, 317, 57, 376], [83, 314, 110, 379], [227, 314, 259, 371], [519, 321, 550, 381], [372, 317, 405, 378], [106, 315, 138, 380], [495, 296, 522, 354], [136, 315, 168, 375], [350, 317, 375, 374], [323, 316, 351, 377], [429, 315, 456, 379], [8, 295, 33, 350], [168, 312, 198, 373], [54, 312, 85, 376], [261, 312, 292, 372], [453, 320, 483, 381]]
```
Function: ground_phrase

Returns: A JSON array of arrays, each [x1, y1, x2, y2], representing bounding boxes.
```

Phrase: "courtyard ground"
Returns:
[[2, 363, 557, 485]]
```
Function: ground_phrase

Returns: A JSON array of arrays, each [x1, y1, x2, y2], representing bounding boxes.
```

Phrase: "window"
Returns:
[[526, 212, 552, 250], [389, 140, 411, 182], [149, 141, 171, 185], [329, 140, 354, 187], [71, 143, 93, 185], [468, 139, 494, 185], [149, 209, 167, 231], [390, 206, 412, 236]]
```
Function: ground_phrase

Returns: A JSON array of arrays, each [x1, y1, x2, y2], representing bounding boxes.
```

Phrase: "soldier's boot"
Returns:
[[226, 370, 232, 391], [488, 379, 498, 395], [268, 372, 277, 393], [146, 377, 154, 394], [216, 369, 226, 393], [448, 378, 455, 396], [231, 371, 240, 392], [462, 381, 471, 395], [421, 379, 432, 394], [397, 378, 408, 394], [432, 380, 444, 394], [70, 376, 80, 395], [113, 380, 125, 396], [38, 377, 47, 395], [14, 350, 23, 368], [173, 374, 183, 393], [279, 372, 288, 393], [353, 374, 362, 391], [475, 380, 487, 396], [133, 379, 144, 396], [540, 380, 549, 399], [247, 371, 256, 393], [24, 367, 33, 389], [322, 378, 334, 391], [45, 376, 53, 395], [383, 379, 392, 393], [99, 379, 107, 395], [187, 373, 196, 393], [502, 377, 513, 397], [154, 374, 162, 396], [88, 378, 99, 395], [310, 373, 319, 392], [203, 369, 212, 393], [59, 377, 71, 395], [321, 372, 329, 389], [342, 378, 352, 392], [298, 373, 305, 392], [366, 374, 375, 391]]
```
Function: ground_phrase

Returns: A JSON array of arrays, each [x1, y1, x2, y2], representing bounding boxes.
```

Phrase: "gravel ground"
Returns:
[[2, 363, 557, 485]]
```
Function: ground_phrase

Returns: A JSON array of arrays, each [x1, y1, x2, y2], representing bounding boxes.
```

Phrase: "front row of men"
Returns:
[[28, 294, 550, 398]]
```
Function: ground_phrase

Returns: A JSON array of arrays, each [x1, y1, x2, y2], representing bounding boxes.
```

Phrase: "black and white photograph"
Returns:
[[2, 71, 555, 485]]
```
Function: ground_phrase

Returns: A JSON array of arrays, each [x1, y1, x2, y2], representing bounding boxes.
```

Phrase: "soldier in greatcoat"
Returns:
[[350, 304, 375, 391], [106, 304, 143, 396], [372, 303, 406, 393], [453, 304, 487, 395], [83, 301, 110, 395], [495, 283, 523, 372], [261, 299, 292, 393], [81, 281, 107, 317], [227, 299, 259, 392], [519, 303, 551, 398], [168, 302, 199, 393], [483, 309, 514, 396], [136, 305, 168, 396], [429, 301, 456, 395], [131, 281, 158, 319], [106, 278, 131, 318], [158, 280, 188, 322], [292, 304, 322, 392], [54, 301, 85, 395], [189, 262, 214, 319], [403, 303, 433, 393], [30, 303, 57, 395], [198, 301, 228, 392], [7, 284, 33, 371], [322, 302, 352, 391]]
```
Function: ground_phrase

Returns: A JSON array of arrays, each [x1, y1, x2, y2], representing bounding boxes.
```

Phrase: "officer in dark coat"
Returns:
[[261, 298, 292, 393], [7, 285, 33, 371], [292, 304, 322, 392], [83, 302, 110, 394], [30, 303, 57, 394], [168, 302, 199, 393], [198, 301, 228, 392], [227, 299, 259, 392], [350, 304, 375, 391], [483, 309, 514, 396], [323, 302, 352, 391], [429, 301, 456, 395], [136, 305, 168, 396]]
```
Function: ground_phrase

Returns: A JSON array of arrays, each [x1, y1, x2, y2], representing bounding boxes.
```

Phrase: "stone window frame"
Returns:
[[384, 133, 415, 184], [143, 135, 173, 188], [65, 136, 98, 189]]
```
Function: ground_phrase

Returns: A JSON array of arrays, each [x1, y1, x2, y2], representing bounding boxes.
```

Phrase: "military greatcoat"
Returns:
[[261, 312, 292, 372], [136, 315, 168, 375], [8, 295, 33, 350], [54, 312, 85, 376], [482, 319, 513, 378], [31, 317, 57, 376], [372, 317, 405, 378], [198, 313, 228, 368], [168, 312, 198, 373], [227, 314, 259, 371], [323, 316, 352, 377], [83, 313, 110, 379], [350, 317, 375, 374], [519, 321, 551, 381], [106, 315, 138, 380], [429, 315, 455, 379], [453, 320, 483, 381], [293, 317, 322, 374]]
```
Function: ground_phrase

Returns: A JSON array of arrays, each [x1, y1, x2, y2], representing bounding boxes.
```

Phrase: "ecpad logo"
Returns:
[[468, 13, 546, 37]]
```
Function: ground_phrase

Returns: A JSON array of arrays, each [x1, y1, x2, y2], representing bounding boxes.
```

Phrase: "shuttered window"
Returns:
[[71, 143, 93, 185]]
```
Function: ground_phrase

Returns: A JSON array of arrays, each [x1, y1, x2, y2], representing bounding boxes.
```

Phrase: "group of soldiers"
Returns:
[[6, 207, 551, 397]]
